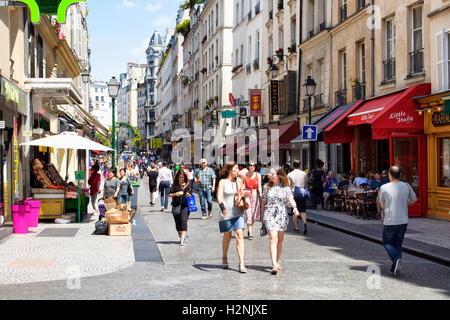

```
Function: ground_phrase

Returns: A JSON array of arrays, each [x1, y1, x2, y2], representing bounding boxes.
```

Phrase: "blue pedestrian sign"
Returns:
[[302, 125, 318, 141]]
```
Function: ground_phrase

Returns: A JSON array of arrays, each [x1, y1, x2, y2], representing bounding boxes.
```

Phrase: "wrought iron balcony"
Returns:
[[382, 58, 396, 84], [335, 89, 347, 106], [314, 93, 324, 108], [269, 10, 273, 20], [255, 2, 260, 15], [408, 49, 424, 76], [248, 11, 252, 22], [309, 29, 314, 38], [358, 0, 366, 10], [277, 0, 283, 11], [319, 22, 325, 31], [352, 83, 366, 101]]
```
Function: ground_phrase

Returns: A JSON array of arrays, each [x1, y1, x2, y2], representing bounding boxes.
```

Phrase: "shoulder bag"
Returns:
[[235, 180, 249, 211]]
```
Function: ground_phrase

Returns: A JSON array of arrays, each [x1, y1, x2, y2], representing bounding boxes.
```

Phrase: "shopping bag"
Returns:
[[186, 195, 198, 213]]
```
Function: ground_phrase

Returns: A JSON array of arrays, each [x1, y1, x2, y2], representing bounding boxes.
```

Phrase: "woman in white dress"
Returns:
[[261, 168, 299, 275]]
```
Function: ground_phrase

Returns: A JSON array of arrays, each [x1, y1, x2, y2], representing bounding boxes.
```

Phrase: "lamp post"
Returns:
[[107, 76, 120, 169], [303, 76, 317, 171]]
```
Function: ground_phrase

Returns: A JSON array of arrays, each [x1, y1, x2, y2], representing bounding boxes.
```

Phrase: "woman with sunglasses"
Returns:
[[217, 162, 247, 273], [168, 170, 192, 246], [243, 162, 262, 240], [261, 167, 299, 275]]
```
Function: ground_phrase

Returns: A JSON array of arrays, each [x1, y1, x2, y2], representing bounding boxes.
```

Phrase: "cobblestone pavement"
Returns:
[[0, 213, 135, 285], [309, 209, 450, 249], [0, 184, 449, 299]]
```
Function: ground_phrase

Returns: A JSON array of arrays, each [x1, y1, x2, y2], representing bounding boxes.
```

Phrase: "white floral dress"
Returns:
[[262, 184, 294, 232]]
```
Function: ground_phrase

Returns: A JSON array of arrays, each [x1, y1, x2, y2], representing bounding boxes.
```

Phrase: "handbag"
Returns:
[[235, 180, 249, 211], [260, 223, 267, 237], [172, 205, 182, 216]]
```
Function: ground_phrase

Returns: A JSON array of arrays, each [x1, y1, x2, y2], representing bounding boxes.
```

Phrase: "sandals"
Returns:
[[271, 268, 278, 275], [239, 265, 247, 273]]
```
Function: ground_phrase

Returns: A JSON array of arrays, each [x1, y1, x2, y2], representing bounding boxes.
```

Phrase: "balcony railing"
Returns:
[[309, 29, 314, 38], [314, 93, 324, 108], [382, 58, 396, 84], [302, 98, 310, 113], [246, 64, 251, 74], [269, 10, 273, 20], [408, 49, 424, 76], [352, 82, 366, 101], [248, 11, 252, 22], [319, 22, 325, 31], [335, 89, 347, 106], [255, 2, 260, 15], [340, 4, 347, 22]]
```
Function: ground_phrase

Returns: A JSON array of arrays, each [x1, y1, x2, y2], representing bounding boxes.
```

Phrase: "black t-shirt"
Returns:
[[170, 183, 192, 207], [338, 180, 350, 189], [147, 170, 158, 186], [312, 169, 325, 187]]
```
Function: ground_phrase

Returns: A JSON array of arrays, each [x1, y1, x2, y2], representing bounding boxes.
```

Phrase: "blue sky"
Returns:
[[87, 0, 182, 82]]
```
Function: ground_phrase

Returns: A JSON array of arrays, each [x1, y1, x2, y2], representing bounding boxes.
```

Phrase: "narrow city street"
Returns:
[[0, 183, 448, 300]]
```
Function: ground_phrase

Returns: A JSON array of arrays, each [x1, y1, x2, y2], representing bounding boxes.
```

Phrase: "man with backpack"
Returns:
[[288, 161, 309, 235]]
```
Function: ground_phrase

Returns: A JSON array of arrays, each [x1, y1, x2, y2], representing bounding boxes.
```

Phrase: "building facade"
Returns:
[[89, 81, 112, 130]]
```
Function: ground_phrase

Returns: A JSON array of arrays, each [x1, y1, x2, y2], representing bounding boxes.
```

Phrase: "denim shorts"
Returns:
[[119, 194, 130, 204], [219, 215, 245, 233]]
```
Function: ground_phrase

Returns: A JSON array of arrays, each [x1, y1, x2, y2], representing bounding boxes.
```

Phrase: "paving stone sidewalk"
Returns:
[[306, 209, 450, 265]]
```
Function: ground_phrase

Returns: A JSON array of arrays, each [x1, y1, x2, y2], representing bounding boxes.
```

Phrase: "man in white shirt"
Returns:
[[288, 161, 309, 235], [157, 162, 173, 212], [379, 166, 417, 276]]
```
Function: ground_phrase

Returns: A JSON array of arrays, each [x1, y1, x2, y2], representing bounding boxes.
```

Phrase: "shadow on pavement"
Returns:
[[156, 241, 180, 245], [289, 216, 450, 297]]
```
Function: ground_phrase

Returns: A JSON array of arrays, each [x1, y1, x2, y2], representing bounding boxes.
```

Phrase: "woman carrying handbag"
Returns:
[[216, 163, 247, 273], [169, 170, 192, 246]]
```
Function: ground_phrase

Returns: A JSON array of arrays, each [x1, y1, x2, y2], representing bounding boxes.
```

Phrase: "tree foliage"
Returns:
[[180, 0, 205, 10], [176, 19, 191, 37]]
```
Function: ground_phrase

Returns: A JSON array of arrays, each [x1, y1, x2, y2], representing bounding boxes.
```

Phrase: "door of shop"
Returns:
[[390, 135, 427, 217]]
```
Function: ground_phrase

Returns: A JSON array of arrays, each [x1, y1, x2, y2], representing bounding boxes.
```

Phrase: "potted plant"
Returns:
[[201, 67, 207, 74], [267, 57, 273, 65], [275, 48, 284, 58], [214, 96, 219, 102]]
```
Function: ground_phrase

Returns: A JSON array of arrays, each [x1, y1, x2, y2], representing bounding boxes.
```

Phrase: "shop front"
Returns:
[[0, 76, 28, 225], [415, 91, 450, 220], [324, 84, 431, 218]]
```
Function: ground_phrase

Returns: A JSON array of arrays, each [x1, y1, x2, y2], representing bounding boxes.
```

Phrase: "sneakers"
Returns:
[[180, 237, 187, 246], [393, 259, 402, 276], [208, 211, 212, 218], [201, 215, 208, 220]]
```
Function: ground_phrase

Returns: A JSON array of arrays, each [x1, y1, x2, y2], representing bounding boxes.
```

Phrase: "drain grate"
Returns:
[[36, 228, 79, 237]]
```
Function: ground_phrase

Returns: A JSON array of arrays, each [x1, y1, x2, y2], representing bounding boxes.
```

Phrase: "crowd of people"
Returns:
[[87, 154, 417, 277]]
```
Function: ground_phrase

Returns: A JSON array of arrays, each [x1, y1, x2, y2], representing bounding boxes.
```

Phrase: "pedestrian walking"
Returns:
[[243, 162, 262, 240], [187, 165, 195, 190], [88, 164, 101, 215], [119, 168, 133, 211], [169, 170, 192, 246], [103, 168, 120, 199], [261, 168, 300, 275], [147, 162, 158, 206], [216, 163, 246, 273], [379, 166, 417, 276], [158, 162, 173, 212], [310, 159, 325, 210], [287, 160, 309, 234], [195, 159, 216, 220]]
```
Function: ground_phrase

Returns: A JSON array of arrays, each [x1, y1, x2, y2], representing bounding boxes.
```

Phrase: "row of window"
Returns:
[[234, 30, 261, 69]]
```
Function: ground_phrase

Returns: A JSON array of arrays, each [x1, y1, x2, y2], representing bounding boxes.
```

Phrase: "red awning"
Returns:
[[324, 83, 431, 142], [249, 121, 299, 151]]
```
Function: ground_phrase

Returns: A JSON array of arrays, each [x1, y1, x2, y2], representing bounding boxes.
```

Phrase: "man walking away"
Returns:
[[195, 159, 216, 220], [379, 166, 417, 276], [158, 162, 173, 212], [288, 161, 309, 234]]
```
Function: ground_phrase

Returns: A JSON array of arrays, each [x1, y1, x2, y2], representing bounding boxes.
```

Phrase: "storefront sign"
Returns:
[[222, 110, 236, 118], [388, 111, 414, 124], [249, 89, 262, 116], [156, 138, 163, 149], [0, 76, 27, 115], [270, 81, 279, 115], [13, 117, 19, 198], [431, 111, 450, 127]]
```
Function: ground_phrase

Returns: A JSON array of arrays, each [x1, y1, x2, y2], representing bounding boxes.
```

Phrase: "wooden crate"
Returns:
[[39, 198, 64, 219]]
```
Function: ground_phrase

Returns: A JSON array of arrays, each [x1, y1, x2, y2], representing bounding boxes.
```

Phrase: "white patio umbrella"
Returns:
[[21, 131, 114, 221]]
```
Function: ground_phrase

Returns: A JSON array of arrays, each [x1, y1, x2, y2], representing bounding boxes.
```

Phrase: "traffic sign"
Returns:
[[302, 125, 317, 141], [229, 93, 235, 108]]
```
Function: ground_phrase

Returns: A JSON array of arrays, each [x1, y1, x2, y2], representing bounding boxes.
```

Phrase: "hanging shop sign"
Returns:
[[0, 76, 27, 115], [431, 111, 450, 127], [222, 110, 236, 118], [249, 89, 262, 116], [270, 81, 279, 115]]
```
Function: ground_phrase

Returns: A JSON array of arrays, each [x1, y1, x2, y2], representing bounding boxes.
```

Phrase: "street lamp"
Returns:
[[303, 76, 317, 171], [270, 64, 279, 79], [81, 69, 90, 84], [107, 76, 120, 169]]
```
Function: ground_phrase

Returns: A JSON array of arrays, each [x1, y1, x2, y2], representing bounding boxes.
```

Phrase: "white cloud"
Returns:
[[146, 3, 163, 12], [116, 0, 138, 8], [131, 37, 150, 57], [151, 14, 176, 27]]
